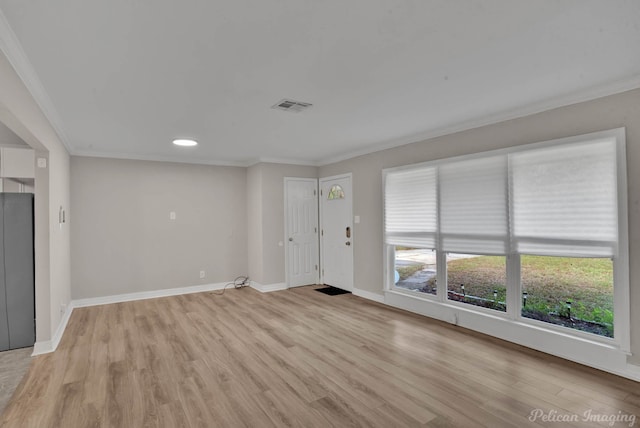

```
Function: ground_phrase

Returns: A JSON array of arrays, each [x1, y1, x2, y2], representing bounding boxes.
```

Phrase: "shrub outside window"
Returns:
[[446, 254, 507, 312]]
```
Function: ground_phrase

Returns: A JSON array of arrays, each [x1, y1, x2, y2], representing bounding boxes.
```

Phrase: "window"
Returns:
[[394, 247, 437, 295], [521, 256, 614, 337], [384, 128, 627, 343], [447, 254, 507, 312], [384, 167, 437, 248], [327, 185, 345, 200], [510, 139, 618, 258], [439, 155, 508, 255]]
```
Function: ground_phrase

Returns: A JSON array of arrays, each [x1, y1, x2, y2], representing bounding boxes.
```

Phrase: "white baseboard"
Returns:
[[32, 281, 234, 356], [32, 340, 53, 356], [32, 300, 74, 356], [72, 281, 230, 308], [250, 281, 288, 293], [33, 279, 640, 382], [352, 287, 385, 304], [384, 290, 640, 382]]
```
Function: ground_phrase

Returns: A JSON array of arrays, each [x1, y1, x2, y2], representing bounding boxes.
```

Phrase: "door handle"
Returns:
[[345, 241, 351, 246]]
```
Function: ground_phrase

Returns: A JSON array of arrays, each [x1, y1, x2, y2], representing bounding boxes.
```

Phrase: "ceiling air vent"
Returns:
[[272, 99, 313, 113]]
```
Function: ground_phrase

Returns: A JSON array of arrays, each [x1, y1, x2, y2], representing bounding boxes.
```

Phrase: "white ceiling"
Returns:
[[0, 1, 639, 166]]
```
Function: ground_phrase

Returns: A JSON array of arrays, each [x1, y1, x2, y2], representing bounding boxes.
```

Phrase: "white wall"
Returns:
[[71, 159, 317, 296], [3, 32, 637, 369], [246, 163, 264, 283], [48, 149, 70, 329], [0, 51, 71, 345], [70, 157, 248, 299]]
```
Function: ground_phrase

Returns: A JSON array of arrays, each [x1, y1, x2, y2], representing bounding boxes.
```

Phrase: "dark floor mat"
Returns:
[[315, 286, 351, 296]]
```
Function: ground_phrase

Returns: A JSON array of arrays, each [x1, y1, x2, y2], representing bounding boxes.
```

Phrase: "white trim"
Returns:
[[284, 177, 320, 288], [249, 281, 288, 293], [383, 128, 625, 174], [250, 157, 319, 167], [317, 76, 640, 166], [0, 9, 72, 152], [48, 145, 319, 169], [72, 282, 232, 308], [31, 281, 233, 355], [352, 288, 384, 304], [384, 128, 629, 345], [382, 128, 633, 379], [319, 172, 353, 183], [384, 290, 640, 382], [72, 150, 249, 168], [2, 6, 639, 168], [3, 2, 639, 170], [32, 340, 53, 356], [29, 276, 640, 381], [319, 173, 354, 290], [31, 300, 74, 356], [0, 143, 31, 150], [614, 129, 630, 353]]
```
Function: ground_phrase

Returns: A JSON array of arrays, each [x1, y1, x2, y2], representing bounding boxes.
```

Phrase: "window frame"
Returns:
[[383, 128, 629, 351]]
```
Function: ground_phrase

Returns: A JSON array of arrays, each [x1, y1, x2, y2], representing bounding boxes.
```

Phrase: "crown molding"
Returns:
[[70, 151, 321, 169], [71, 148, 250, 168], [317, 75, 640, 167], [0, 142, 29, 149], [250, 157, 320, 167], [0, 8, 73, 153], [2, 5, 638, 169]]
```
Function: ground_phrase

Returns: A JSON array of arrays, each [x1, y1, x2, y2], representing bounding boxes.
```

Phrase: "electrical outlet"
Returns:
[[199, 270, 205, 279], [60, 303, 67, 315]]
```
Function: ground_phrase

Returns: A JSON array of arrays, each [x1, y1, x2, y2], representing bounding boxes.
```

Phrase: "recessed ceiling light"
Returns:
[[172, 139, 198, 147]]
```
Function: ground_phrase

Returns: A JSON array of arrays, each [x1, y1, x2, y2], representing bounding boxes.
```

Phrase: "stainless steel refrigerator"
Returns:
[[0, 193, 35, 351]]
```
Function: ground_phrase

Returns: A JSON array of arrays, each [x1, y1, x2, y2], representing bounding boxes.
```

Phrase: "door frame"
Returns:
[[319, 173, 353, 289], [284, 177, 320, 288]]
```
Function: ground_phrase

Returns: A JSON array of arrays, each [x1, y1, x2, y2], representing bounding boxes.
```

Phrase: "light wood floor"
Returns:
[[2, 286, 639, 427]]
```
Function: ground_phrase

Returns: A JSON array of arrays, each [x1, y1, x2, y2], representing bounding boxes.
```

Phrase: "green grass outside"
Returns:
[[447, 255, 613, 335]]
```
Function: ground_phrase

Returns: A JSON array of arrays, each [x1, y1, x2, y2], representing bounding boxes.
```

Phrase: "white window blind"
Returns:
[[384, 166, 437, 248], [440, 155, 508, 254], [384, 131, 621, 259], [510, 138, 618, 257]]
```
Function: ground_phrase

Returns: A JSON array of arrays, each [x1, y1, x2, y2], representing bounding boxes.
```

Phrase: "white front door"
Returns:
[[285, 178, 319, 287], [320, 174, 353, 291]]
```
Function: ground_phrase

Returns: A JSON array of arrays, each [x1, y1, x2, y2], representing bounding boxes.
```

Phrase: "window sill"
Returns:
[[384, 289, 637, 381]]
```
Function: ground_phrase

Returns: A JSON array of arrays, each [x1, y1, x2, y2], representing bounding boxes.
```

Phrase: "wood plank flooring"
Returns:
[[1, 285, 639, 427]]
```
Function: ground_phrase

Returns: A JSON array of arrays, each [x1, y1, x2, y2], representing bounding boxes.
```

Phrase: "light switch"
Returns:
[[354, 215, 360, 224], [169, 211, 176, 220]]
